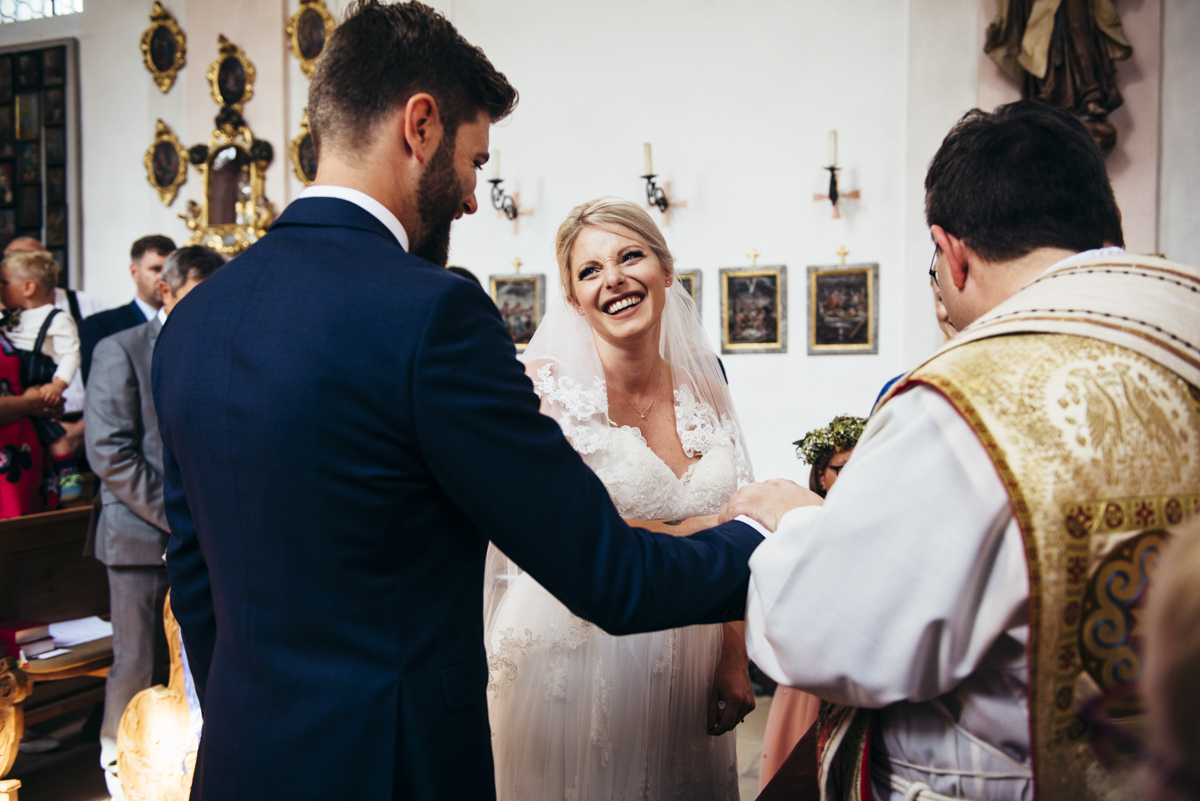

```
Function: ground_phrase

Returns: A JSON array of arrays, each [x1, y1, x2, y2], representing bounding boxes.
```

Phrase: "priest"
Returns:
[[724, 100, 1200, 801]]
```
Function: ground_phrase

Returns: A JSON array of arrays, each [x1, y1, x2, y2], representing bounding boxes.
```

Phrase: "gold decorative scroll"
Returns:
[[143, 119, 189, 206], [286, 0, 337, 79], [0, 658, 30, 780], [206, 34, 256, 112], [140, 2, 187, 93]]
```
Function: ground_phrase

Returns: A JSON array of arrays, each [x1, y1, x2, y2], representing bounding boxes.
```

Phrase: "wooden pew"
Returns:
[[0, 505, 112, 799]]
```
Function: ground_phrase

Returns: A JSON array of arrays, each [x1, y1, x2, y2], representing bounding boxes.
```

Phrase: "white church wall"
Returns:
[[1159, 0, 1200, 266], [0, 0, 1171, 483]]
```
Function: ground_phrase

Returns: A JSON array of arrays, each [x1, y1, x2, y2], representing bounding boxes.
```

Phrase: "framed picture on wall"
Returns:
[[49, 248, 65, 274], [16, 185, 40, 228], [676, 269, 702, 314], [44, 127, 65, 165], [45, 167, 63, 203], [16, 141, 38, 184], [0, 209, 13, 248], [0, 163, 13, 205], [14, 93, 38, 141], [719, 265, 787, 354], [16, 53, 38, 90], [806, 262, 880, 355], [0, 106, 13, 158], [0, 58, 12, 104], [42, 47, 65, 87], [43, 88, 63, 126], [489, 273, 545, 352], [44, 202, 65, 246]]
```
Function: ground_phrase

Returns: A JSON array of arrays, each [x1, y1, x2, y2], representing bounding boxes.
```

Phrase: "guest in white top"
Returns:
[[1, 248, 83, 500]]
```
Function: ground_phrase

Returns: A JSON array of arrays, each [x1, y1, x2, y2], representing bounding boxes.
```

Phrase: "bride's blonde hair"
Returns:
[[555, 197, 674, 304]]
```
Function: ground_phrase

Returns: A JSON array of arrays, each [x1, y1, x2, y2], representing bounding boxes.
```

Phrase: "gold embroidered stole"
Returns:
[[896, 333, 1200, 800]]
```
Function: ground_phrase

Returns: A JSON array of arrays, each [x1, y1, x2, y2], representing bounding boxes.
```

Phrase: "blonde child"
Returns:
[[0, 249, 82, 500]]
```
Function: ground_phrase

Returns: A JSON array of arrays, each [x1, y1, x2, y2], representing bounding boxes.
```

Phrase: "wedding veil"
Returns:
[[482, 277, 754, 628]]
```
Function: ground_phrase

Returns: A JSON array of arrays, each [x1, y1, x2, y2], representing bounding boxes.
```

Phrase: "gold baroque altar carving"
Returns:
[[181, 35, 275, 255]]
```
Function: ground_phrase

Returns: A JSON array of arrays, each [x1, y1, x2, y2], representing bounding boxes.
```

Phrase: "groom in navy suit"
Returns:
[[153, 3, 764, 799]]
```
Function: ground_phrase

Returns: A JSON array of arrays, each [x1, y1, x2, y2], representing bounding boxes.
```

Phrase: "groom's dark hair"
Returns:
[[309, 0, 517, 157]]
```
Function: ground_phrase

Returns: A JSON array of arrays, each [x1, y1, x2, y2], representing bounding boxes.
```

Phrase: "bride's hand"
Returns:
[[707, 622, 754, 736]]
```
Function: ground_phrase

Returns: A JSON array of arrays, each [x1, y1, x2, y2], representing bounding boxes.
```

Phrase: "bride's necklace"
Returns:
[[606, 358, 664, 420]]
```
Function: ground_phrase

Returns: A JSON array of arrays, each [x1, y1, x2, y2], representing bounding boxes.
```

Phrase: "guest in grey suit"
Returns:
[[84, 245, 227, 798]]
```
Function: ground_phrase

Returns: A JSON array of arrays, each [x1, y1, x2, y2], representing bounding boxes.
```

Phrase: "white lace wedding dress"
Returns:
[[485, 361, 751, 801]]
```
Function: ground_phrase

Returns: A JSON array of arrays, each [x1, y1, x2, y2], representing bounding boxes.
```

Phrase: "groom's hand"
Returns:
[[718, 479, 823, 532]]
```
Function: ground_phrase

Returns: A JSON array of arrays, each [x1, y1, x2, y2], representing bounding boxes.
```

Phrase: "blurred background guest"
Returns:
[[758, 414, 866, 789]]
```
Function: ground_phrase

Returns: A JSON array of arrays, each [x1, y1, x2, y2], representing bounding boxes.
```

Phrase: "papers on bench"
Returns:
[[48, 616, 113, 648]]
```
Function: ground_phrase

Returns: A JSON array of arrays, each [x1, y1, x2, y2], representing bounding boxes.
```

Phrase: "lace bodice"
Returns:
[[532, 362, 751, 519]]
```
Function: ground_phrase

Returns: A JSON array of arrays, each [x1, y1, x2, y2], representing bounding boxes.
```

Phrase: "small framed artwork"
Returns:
[[0, 209, 13, 246], [141, 2, 187, 93], [16, 185, 40, 228], [0, 58, 12, 104], [143, 119, 187, 205], [489, 273, 545, 352], [16, 142, 38, 184], [0, 162, 13, 205], [287, 0, 336, 78], [806, 263, 880, 355], [14, 93, 38, 141], [719, 265, 787, 354], [0, 106, 13, 158], [42, 47, 65, 87], [43, 88, 64, 126], [290, 112, 318, 186], [49, 248, 65, 273], [44, 127, 65, 165], [676, 269, 702, 313], [45, 166, 64, 203], [44, 202, 65, 246], [16, 53, 39, 90]]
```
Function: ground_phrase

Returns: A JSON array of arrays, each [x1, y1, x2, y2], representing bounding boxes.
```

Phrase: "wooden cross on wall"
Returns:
[[814, 170, 860, 219], [647, 182, 688, 227]]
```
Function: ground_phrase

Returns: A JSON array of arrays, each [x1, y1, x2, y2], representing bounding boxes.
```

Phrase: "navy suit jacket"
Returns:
[[152, 197, 763, 801], [80, 299, 148, 384]]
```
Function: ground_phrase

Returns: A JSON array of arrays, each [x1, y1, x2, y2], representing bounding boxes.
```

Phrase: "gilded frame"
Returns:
[[140, 2, 187, 94], [181, 121, 275, 255], [206, 35, 255, 111], [489, 273, 545, 353], [286, 0, 337, 79], [143, 118, 188, 205], [806, 262, 879, 355], [676, 269, 702, 315], [290, 111, 317, 186], [720, 265, 787, 354]]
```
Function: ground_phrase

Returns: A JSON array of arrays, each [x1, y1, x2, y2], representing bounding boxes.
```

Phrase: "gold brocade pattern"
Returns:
[[905, 334, 1200, 801]]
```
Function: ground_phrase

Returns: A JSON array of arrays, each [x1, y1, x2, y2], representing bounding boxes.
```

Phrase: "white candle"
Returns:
[[828, 130, 837, 167], [643, 142, 653, 176], [492, 150, 500, 181]]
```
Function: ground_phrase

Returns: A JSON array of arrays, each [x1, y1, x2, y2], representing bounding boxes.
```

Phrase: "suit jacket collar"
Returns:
[[270, 197, 402, 249]]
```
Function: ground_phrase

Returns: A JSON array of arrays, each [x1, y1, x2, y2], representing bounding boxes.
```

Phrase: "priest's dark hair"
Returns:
[[308, 0, 517, 157], [925, 100, 1123, 262]]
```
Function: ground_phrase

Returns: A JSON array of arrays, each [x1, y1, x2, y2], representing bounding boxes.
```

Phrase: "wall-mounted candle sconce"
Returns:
[[488, 150, 519, 221], [640, 143, 686, 226], [814, 130, 860, 219]]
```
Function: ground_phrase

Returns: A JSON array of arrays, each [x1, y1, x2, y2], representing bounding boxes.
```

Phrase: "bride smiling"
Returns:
[[484, 198, 755, 800]]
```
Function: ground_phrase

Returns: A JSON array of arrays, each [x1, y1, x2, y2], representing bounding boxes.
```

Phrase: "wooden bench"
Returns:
[[0, 505, 112, 799]]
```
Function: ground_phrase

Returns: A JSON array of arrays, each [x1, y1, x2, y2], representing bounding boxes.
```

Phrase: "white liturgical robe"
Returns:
[[746, 385, 1034, 801]]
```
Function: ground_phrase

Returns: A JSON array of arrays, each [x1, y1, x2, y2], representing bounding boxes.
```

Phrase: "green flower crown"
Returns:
[[793, 415, 867, 465]]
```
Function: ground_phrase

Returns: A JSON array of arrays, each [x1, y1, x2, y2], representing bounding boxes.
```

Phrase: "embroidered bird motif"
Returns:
[[1114, 363, 1178, 450], [1071, 368, 1122, 451]]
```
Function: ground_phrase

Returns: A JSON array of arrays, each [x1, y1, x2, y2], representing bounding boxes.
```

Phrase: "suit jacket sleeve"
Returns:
[[79, 314, 104, 385], [153, 344, 215, 704], [412, 279, 763, 635], [84, 336, 168, 531]]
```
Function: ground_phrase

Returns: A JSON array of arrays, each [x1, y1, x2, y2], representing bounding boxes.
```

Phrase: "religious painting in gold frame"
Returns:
[[290, 111, 318, 186], [207, 35, 255, 111], [287, 0, 336, 78], [144, 119, 188, 205], [181, 119, 275, 254], [720, 266, 786, 354], [140, 2, 187, 94], [489, 273, 544, 352], [675, 269, 702, 315], [806, 262, 879, 355]]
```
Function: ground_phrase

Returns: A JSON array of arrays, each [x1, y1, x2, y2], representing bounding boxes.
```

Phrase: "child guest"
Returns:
[[0, 249, 82, 500]]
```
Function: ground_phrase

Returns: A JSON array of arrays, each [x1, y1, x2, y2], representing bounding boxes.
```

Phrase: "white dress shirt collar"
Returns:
[[157, 308, 167, 326], [133, 295, 158, 323], [297, 185, 410, 252]]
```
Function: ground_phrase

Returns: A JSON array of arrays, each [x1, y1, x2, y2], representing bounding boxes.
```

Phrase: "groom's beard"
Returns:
[[411, 135, 462, 267]]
